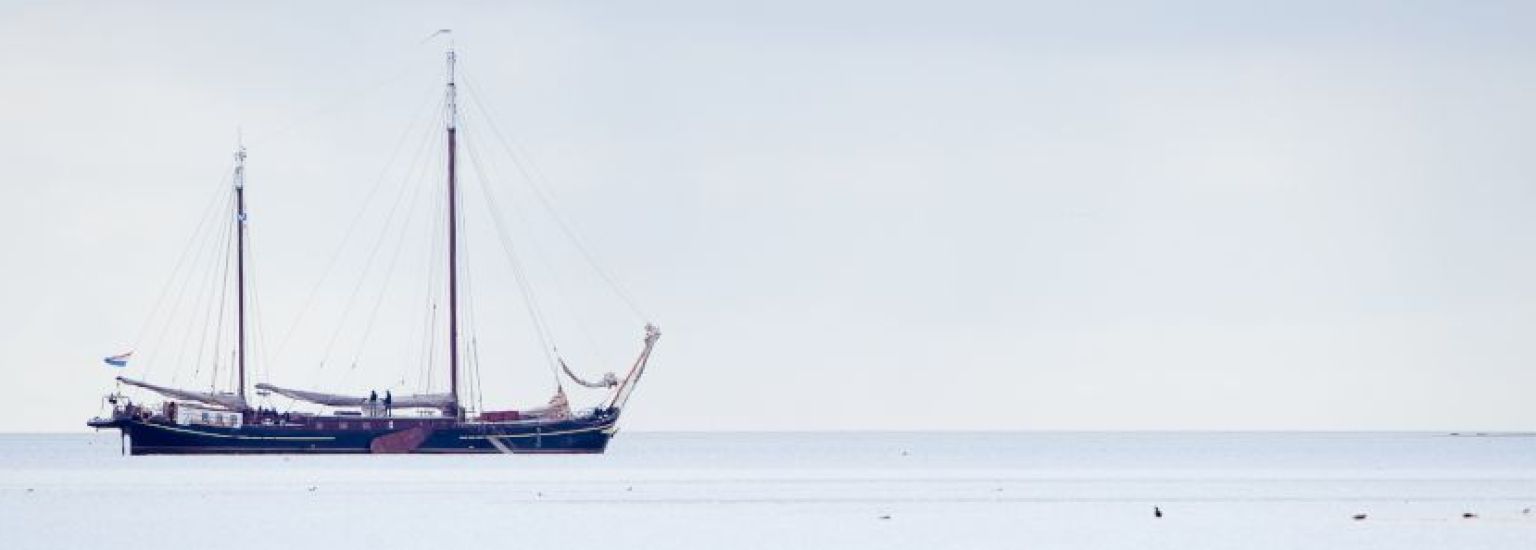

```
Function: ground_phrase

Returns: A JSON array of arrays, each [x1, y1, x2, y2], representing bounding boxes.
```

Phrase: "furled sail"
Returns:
[[117, 376, 248, 411], [560, 358, 618, 389], [518, 388, 572, 420], [254, 383, 454, 411]]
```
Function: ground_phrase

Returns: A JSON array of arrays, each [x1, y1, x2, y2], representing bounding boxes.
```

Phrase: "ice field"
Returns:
[[3, 432, 1534, 549]]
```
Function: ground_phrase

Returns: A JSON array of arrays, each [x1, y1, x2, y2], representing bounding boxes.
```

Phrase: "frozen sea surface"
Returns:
[[2, 432, 1534, 549]]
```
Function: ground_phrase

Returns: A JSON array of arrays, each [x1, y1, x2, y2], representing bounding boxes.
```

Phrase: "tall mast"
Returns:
[[234, 143, 248, 405], [445, 48, 461, 417]]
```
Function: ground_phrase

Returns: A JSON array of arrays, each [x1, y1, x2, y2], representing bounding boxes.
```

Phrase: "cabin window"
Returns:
[[201, 412, 210, 423], [361, 422, 371, 430], [340, 422, 349, 430], [315, 422, 324, 430], [388, 421, 395, 429]]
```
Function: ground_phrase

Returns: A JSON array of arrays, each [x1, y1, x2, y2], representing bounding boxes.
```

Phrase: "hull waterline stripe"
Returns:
[[457, 423, 614, 440], [134, 446, 370, 454], [136, 422, 336, 441], [132, 446, 606, 455]]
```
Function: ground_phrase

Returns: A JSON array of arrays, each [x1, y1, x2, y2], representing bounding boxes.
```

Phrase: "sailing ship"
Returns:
[[88, 44, 661, 455]]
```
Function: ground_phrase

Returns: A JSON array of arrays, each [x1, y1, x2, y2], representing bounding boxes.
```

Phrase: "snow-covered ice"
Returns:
[[2, 432, 1533, 549]]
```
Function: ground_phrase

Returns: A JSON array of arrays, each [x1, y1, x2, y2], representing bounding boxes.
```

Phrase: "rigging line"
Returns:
[[460, 267, 473, 412], [414, 204, 444, 391], [400, 110, 448, 393], [175, 218, 215, 385], [245, 226, 275, 391], [461, 128, 589, 380], [208, 215, 235, 391], [140, 179, 235, 382], [461, 129, 562, 389], [420, 304, 438, 392], [456, 106, 619, 387], [346, 150, 434, 370], [204, 200, 238, 391], [461, 73, 651, 322], [461, 132, 544, 331], [175, 189, 237, 386], [135, 164, 236, 377], [248, 231, 267, 385], [469, 337, 484, 412], [215, 198, 242, 391], [206, 190, 238, 388], [403, 250, 438, 389], [466, 340, 482, 413], [459, 221, 486, 412], [465, 330, 482, 413], [247, 257, 268, 389], [248, 234, 286, 412], [466, 124, 616, 374], [415, 145, 449, 393], [314, 105, 446, 377], [396, 103, 451, 394], [459, 203, 477, 410], [271, 88, 445, 365]]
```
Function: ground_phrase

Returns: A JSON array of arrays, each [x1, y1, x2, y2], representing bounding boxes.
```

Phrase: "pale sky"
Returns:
[[3, 0, 1535, 432]]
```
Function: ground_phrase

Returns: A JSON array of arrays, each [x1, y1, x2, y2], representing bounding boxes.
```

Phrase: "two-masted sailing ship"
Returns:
[[88, 44, 660, 455]]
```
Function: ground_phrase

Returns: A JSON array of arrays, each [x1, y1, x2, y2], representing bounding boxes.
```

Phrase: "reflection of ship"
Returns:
[[88, 43, 660, 455]]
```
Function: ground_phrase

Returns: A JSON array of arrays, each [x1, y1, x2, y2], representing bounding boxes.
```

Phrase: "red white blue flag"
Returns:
[[103, 351, 132, 367]]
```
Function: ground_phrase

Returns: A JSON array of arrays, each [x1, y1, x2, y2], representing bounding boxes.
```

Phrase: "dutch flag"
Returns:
[[103, 351, 132, 368]]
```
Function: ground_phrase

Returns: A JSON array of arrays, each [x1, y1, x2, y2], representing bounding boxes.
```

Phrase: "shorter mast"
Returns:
[[234, 144, 249, 406]]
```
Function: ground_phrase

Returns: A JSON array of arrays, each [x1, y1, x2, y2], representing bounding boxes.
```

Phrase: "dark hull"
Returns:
[[90, 413, 619, 455]]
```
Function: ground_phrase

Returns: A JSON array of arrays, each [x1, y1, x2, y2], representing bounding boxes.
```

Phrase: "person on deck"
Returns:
[[384, 391, 393, 417]]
